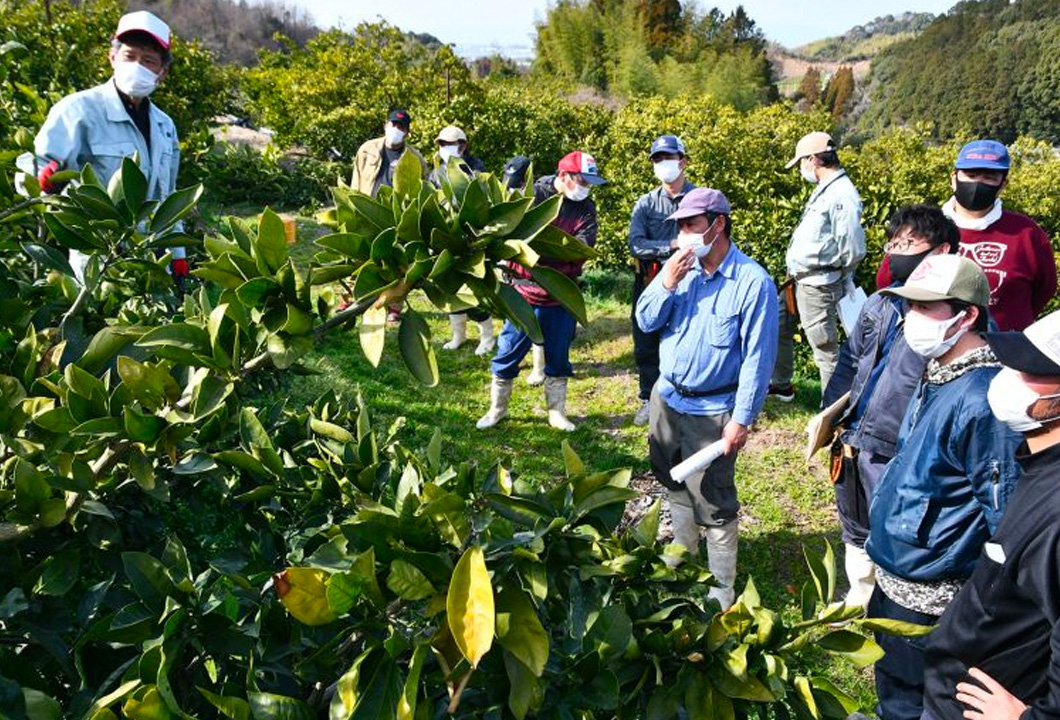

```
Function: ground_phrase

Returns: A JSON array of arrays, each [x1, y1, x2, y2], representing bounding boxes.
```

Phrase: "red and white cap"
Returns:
[[557, 151, 607, 185], [115, 11, 171, 51]]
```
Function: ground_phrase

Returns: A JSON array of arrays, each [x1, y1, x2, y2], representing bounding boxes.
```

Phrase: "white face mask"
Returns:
[[113, 61, 159, 99], [903, 309, 967, 359], [654, 159, 682, 184], [800, 163, 818, 184], [676, 220, 718, 259], [987, 367, 1055, 433], [438, 144, 461, 163], [564, 182, 590, 202], [385, 125, 406, 147]]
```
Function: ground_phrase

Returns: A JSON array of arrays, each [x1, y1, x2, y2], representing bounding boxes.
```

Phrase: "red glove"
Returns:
[[37, 160, 61, 194], [171, 259, 189, 278]]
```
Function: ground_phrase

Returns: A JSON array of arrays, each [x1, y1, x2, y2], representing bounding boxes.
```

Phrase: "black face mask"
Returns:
[[890, 248, 935, 283], [954, 179, 1001, 212]]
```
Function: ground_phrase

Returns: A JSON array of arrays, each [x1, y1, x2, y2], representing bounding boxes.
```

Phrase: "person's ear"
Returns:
[[950, 171, 958, 191], [679, 156, 688, 170], [156, 66, 168, 83], [961, 305, 980, 331], [999, 174, 1009, 192], [108, 47, 118, 67]]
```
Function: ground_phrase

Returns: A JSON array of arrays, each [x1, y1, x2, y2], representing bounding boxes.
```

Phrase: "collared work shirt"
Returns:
[[628, 181, 696, 260], [785, 170, 866, 286], [635, 243, 779, 425], [34, 80, 180, 208]]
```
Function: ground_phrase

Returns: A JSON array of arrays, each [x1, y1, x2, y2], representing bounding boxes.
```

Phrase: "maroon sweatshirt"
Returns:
[[876, 210, 1057, 331], [508, 175, 598, 307]]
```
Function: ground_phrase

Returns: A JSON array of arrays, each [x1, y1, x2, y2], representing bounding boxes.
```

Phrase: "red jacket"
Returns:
[[508, 175, 598, 307], [876, 210, 1056, 331]]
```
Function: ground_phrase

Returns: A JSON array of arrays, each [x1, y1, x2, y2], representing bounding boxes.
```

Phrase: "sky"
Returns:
[[288, 0, 960, 55]]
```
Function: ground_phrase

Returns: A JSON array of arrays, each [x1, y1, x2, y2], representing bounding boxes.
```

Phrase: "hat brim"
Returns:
[[784, 154, 802, 170], [879, 286, 961, 303], [984, 331, 1060, 375], [667, 206, 709, 221], [116, 29, 171, 50], [580, 174, 607, 186], [954, 161, 1009, 171]]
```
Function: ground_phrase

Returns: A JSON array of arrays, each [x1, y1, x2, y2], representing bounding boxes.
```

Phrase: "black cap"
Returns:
[[985, 332, 1060, 376], [503, 155, 531, 189], [388, 109, 412, 127]]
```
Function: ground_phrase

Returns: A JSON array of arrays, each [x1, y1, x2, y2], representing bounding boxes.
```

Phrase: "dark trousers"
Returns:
[[868, 587, 939, 720], [835, 449, 889, 547], [632, 269, 661, 401]]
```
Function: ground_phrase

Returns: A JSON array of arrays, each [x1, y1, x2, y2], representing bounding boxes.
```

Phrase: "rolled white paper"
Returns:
[[669, 439, 728, 485]]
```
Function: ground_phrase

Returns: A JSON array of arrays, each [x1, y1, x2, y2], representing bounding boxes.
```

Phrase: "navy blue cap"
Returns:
[[388, 109, 412, 127], [503, 155, 531, 189], [650, 135, 686, 159], [955, 140, 1009, 171]]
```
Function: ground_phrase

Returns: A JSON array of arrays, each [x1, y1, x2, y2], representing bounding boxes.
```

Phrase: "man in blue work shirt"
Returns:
[[636, 188, 779, 609], [628, 134, 695, 427], [26, 11, 186, 286]]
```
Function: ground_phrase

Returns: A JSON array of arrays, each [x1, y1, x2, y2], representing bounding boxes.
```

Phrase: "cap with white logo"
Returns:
[[881, 254, 990, 308]]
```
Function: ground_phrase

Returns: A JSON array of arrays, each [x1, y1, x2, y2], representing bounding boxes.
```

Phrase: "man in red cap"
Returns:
[[477, 151, 605, 433], [25, 11, 187, 286]]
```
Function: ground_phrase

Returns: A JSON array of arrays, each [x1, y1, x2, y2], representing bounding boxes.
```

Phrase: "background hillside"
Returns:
[[855, 0, 1060, 143]]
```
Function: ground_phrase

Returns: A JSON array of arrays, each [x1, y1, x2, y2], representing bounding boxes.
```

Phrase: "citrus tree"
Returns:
[[0, 134, 926, 720]]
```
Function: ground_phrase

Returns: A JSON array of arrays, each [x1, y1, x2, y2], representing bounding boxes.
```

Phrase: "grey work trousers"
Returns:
[[773, 278, 844, 391], [647, 385, 738, 526]]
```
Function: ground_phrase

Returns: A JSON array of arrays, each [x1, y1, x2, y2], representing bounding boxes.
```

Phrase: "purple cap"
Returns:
[[667, 188, 731, 221], [954, 140, 1009, 171]]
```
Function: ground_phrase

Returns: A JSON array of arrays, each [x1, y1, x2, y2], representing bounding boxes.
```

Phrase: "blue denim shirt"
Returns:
[[635, 243, 778, 424], [628, 181, 696, 260]]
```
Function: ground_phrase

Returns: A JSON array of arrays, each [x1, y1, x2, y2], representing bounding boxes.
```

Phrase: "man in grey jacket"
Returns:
[[772, 132, 866, 398], [627, 135, 695, 426]]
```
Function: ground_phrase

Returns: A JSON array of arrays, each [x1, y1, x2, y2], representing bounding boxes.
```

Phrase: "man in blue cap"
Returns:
[[627, 135, 696, 426], [876, 139, 1056, 332], [636, 187, 778, 609]]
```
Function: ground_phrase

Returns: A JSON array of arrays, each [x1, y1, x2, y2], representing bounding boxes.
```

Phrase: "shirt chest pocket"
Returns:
[[708, 313, 740, 348], [84, 140, 139, 183]]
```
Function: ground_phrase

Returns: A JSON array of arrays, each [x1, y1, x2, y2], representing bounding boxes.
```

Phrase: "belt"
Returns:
[[792, 265, 842, 282], [669, 379, 738, 398]]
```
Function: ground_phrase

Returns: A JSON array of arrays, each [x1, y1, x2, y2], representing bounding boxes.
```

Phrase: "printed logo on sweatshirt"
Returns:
[[961, 241, 1007, 268], [960, 241, 1008, 304]]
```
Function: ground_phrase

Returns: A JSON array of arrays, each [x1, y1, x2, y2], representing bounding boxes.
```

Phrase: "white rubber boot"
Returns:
[[474, 318, 496, 356], [632, 399, 651, 427], [706, 521, 739, 611], [526, 344, 546, 386], [663, 499, 700, 568], [544, 376, 576, 432], [843, 543, 877, 608], [443, 314, 467, 350], [476, 376, 513, 429]]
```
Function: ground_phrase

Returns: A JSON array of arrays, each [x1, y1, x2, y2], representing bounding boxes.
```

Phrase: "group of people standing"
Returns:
[[626, 129, 1058, 720], [22, 11, 1060, 719]]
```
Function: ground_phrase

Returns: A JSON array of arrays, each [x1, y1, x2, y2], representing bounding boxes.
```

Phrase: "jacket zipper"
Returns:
[[991, 462, 1000, 511]]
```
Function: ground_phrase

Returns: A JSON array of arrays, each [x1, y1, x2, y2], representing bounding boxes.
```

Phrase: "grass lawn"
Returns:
[[258, 216, 877, 710]]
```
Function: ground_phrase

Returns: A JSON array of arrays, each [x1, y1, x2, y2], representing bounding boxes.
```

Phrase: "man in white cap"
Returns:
[[772, 131, 866, 400], [429, 125, 495, 356], [923, 309, 1060, 720], [27, 11, 187, 285]]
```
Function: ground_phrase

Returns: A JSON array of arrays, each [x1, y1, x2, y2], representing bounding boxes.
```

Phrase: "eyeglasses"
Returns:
[[884, 233, 929, 254]]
